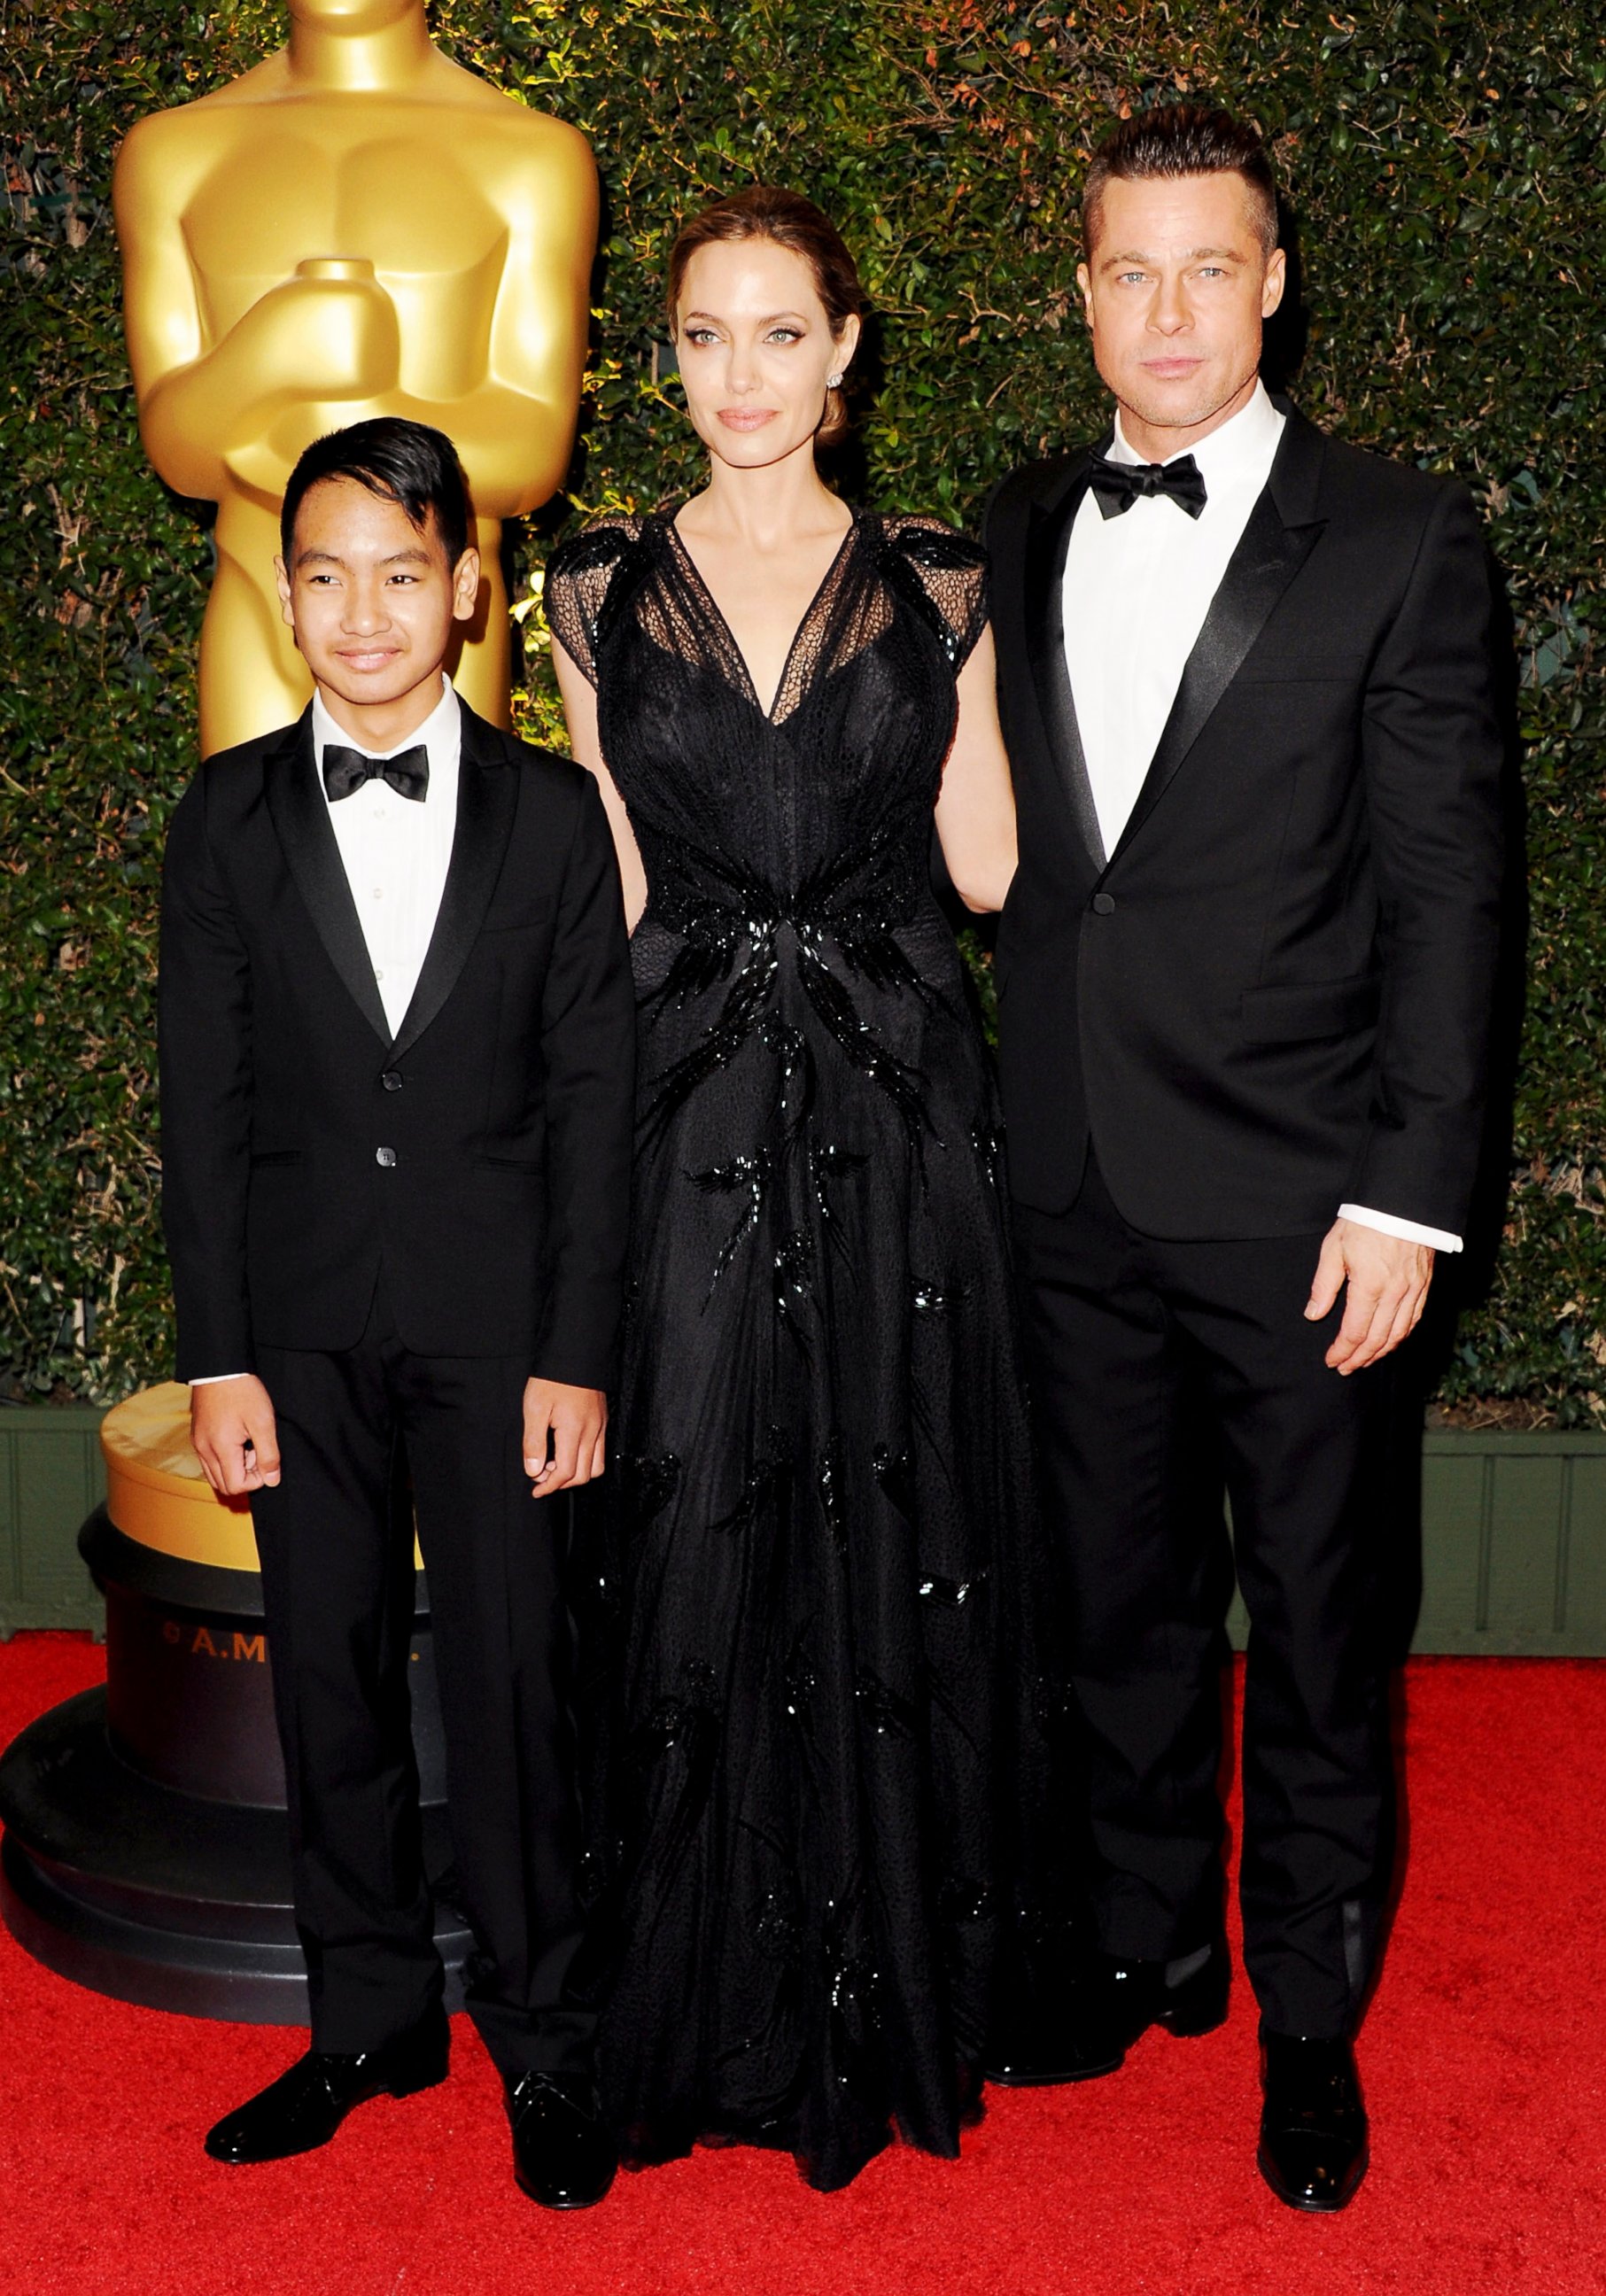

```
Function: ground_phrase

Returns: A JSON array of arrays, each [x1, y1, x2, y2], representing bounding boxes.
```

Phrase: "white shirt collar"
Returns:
[[312, 673, 459, 764], [1110, 378, 1283, 482]]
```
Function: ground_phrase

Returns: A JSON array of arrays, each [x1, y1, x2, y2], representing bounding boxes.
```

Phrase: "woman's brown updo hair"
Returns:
[[665, 187, 869, 448]]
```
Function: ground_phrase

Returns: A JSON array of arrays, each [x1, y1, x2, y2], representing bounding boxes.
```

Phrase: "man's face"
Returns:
[[1077, 171, 1286, 443], [275, 477, 477, 714]]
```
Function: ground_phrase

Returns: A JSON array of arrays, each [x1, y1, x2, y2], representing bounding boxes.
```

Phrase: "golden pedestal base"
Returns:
[[101, 1381, 262, 1571], [100, 1380, 423, 1573], [0, 1385, 458, 2023]]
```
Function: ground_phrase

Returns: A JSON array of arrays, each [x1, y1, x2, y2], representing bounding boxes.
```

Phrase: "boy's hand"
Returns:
[[190, 1375, 282, 1496], [523, 1378, 608, 1498]]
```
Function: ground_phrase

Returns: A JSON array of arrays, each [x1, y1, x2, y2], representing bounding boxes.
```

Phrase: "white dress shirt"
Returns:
[[190, 676, 463, 1385], [313, 673, 462, 1038], [1061, 383, 1459, 1254]]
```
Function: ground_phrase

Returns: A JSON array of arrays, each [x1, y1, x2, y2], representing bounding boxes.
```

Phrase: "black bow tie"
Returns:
[[1088, 451, 1208, 521], [322, 742, 430, 803]]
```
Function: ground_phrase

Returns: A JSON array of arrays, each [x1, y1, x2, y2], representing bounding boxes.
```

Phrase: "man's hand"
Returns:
[[190, 1375, 282, 1497], [1306, 1219, 1435, 1375], [523, 1378, 608, 1499]]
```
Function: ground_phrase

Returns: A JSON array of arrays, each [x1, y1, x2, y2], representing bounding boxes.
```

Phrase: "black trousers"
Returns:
[[251, 1283, 593, 2080], [1013, 1154, 1397, 2040]]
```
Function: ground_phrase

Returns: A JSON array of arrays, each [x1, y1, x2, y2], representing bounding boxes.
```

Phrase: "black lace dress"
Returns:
[[547, 508, 1067, 2191]]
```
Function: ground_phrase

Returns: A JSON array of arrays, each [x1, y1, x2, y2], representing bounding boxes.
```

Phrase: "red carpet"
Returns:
[[2, 1635, 1602, 2296]]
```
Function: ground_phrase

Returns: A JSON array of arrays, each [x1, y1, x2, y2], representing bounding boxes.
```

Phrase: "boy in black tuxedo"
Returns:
[[159, 419, 634, 2208]]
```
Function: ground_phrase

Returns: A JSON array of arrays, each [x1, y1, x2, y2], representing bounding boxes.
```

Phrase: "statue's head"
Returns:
[[288, 0, 422, 31]]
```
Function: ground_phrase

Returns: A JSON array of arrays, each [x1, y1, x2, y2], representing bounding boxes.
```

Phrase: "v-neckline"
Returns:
[[664, 505, 859, 725]]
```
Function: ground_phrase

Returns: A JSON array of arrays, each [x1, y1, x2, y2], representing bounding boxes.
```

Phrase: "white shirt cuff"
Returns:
[[1338, 1204, 1462, 1253], [189, 1372, 249, 1385]]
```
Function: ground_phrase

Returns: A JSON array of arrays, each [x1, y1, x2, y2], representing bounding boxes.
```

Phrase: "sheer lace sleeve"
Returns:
[[881, 516, 991, 673], [543, 519, 643, 688]]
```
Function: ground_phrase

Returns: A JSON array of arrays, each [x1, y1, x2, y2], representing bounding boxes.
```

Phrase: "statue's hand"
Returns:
[[231, 268, 401, 401]]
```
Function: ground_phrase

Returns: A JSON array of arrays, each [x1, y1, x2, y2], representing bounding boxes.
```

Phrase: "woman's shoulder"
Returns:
[[545, 511, 654, 583], [870, 513, 990, 670], [874, 510, 989, 574], [544, 515, 660, 684]]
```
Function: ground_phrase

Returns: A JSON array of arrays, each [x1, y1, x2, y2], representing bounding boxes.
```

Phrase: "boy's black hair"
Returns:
[[280, 417, 472, 567]]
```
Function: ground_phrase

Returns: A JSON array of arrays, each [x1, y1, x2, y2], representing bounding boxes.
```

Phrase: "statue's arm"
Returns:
[[382, 121, 599, 516], [487, 123, 598, 511], [113, 118, 222, 496], [113, 114, 400, 502]]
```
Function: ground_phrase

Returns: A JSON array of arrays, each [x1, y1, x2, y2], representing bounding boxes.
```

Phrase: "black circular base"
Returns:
[[0, 1688, 472, 2024]]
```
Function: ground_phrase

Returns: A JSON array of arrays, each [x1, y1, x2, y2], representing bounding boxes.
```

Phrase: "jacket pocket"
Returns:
[[1233, 652, 1369, 684], [1238, 976, 1383, 1045], [478, 898, 559, 936], [478, 1153, 543, 1175], [249, 1149, 305, 1168]]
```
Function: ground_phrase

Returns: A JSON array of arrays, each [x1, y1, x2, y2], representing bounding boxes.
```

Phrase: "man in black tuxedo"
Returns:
[[159, 419, 634, 2207], [983, 109, 1502, 2207]]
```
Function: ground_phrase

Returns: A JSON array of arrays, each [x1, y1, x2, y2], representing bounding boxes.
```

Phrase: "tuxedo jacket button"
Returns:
[[376, 1146, 397, 1168], [381, 1070, 403, 1091], [1091, 891, 1116, 915]]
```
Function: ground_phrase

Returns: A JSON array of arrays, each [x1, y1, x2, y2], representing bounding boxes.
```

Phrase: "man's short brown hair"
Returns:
[[1082, 105, 1279, 260]]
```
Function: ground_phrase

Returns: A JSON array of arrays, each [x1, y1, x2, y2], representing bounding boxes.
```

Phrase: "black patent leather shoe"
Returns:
[[506, 2072, 617, 2210], [1257, 2032, 1369, 2213], [988, 1944, 1229, 2085], [204, 2005, 450, 2164]]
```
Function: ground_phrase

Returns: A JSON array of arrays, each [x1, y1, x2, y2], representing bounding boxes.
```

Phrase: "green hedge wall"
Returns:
[[2, 1, 1602, 1419]]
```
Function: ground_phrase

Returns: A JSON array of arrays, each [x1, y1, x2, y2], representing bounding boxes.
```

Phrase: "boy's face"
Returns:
[[275, 477, 478, 718]]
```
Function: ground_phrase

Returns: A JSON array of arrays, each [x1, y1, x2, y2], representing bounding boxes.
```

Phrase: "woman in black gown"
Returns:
[[547, 189, 1066, 2191]]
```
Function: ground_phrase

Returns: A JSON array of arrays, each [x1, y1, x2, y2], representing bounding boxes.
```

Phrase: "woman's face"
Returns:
[[673, 237, 858, 473]]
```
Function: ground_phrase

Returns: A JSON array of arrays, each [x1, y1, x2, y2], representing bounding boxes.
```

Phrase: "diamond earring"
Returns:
[[827, 373, 843, 388]]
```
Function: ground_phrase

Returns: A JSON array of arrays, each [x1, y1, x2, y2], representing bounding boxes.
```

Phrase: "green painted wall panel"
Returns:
[[1563, 1459, 1606, 1648], [1417, 1455, 1488, 1650], [1486, 1457, 1567, 1641], [1, 1409, 1603, 1650], [0, 1410, 105, 1637]]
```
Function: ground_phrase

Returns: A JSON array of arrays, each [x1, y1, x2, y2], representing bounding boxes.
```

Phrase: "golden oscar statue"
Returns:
[[112, 0, 597, 754]]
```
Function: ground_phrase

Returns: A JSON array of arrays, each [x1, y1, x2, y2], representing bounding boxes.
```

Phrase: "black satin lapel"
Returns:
[[263, 710, 392, 1046], [1108, 486, 1327, 866], [1025, 478, 1107, 870], [388, 709, 517, 1063]]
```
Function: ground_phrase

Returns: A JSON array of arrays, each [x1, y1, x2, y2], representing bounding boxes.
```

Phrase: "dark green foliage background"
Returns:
[[2, 0, 1601, 1416]]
